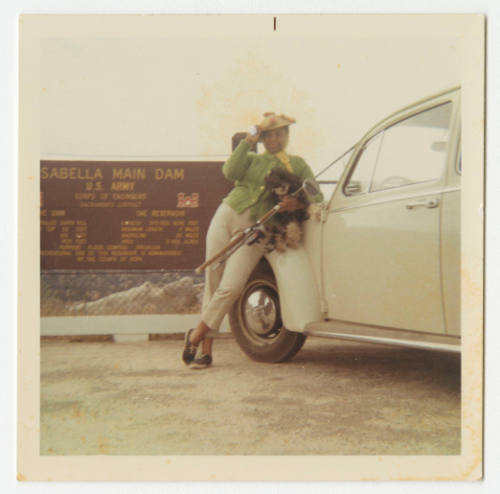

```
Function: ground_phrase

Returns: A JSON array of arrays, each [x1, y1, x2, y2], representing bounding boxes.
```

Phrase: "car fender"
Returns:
[[265, 247, 322, 332]]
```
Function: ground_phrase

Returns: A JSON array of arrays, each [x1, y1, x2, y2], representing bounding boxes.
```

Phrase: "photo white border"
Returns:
[[4, 0, 499, 492]]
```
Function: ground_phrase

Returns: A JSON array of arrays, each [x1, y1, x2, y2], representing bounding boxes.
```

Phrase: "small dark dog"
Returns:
[[264, 167, 314, 252]]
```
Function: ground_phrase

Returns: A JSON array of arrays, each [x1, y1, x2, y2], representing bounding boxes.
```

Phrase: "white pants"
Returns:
[[201, 203, 267, 331]]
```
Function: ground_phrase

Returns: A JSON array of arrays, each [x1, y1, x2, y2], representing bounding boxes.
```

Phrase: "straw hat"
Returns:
[[259, 112, 296, 133], [247, 113, 296, 141]]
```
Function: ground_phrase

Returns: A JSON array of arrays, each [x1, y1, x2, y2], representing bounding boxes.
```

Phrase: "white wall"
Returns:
[[40, 15, 462, 173]]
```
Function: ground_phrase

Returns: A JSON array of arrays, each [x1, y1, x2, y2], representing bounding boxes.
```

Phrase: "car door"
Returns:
[[322, 96, 457, 334], [440, 129, 461, 336]]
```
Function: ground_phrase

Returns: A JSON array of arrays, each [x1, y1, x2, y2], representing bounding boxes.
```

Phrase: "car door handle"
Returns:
[[406, 198, 440, 209]]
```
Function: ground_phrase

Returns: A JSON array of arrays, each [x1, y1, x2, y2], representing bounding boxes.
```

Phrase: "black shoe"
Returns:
[[191, 354, 213, 369], [182, 329, 198, 365]]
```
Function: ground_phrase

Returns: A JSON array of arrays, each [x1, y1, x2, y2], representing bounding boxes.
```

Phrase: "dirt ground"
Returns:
[[40, 335, 461, 456]]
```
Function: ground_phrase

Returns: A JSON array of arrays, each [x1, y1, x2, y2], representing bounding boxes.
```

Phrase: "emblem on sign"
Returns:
[[177, 192, 199, 208]]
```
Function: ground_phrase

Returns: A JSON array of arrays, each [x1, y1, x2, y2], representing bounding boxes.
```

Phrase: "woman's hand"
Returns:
[[245, 133, 259, 146], [245, 116, 275, 146], [278, 196, 305, 212], [245, 125, 261, 146]]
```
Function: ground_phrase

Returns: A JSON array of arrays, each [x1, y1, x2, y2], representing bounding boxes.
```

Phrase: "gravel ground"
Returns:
[[40, 336, 461, 456]]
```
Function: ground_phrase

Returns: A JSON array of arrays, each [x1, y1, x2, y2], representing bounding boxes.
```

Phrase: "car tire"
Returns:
[[229, 267, 306, 363]]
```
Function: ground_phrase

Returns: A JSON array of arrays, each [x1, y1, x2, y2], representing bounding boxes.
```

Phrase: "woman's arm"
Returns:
[[222, 140, 255, 182]]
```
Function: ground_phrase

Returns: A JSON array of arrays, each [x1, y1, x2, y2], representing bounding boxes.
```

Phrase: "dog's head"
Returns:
[[265, 167, 303, 201]]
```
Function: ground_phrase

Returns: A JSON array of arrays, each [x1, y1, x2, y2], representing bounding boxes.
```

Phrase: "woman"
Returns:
[[182, 112, 321, 368]]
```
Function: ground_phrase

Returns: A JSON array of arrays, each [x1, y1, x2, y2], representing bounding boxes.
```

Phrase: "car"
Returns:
[[229, 87, 461, 362]]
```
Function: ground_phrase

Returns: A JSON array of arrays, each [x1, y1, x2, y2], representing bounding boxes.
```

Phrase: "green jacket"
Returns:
[[222, 140, 323, 223]]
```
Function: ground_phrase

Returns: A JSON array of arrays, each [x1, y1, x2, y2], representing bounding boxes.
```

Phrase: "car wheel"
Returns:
[[229, 268, 306, 363]]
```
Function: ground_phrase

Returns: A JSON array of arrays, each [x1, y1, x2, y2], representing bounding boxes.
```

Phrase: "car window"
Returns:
[[370, 102, 453, 192], [317, 148, 354, 199], [344, 133, 383, 195], [344, 102, 452, 195]]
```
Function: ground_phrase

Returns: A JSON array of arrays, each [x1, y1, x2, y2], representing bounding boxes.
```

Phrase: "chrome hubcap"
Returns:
[[243, 286, 280, 338]]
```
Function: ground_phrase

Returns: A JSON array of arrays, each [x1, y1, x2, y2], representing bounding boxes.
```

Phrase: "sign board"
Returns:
[[40, 161, 232, 270]]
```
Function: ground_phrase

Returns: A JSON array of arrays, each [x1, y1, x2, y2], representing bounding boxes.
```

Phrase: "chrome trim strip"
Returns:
[[328, 187, 460, 214], [362, 90, 460, 143], [304, 329, 461, 353], [441, 187, 461, 194]]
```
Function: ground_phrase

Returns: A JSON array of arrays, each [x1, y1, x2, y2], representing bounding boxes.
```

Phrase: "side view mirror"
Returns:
[[302, 178, 322, 198]]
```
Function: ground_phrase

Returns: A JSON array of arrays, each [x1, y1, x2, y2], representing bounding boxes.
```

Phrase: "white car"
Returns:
[[230, 87, 461, 362]]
